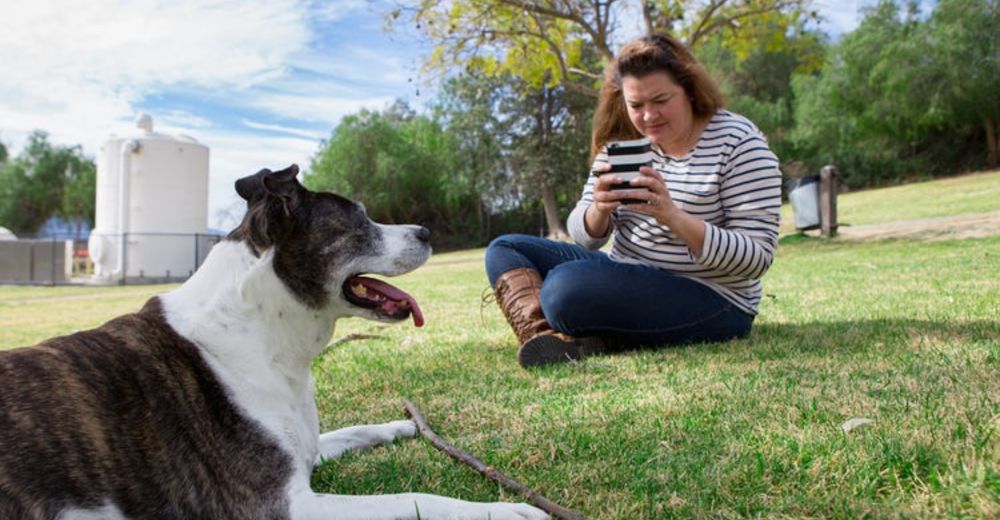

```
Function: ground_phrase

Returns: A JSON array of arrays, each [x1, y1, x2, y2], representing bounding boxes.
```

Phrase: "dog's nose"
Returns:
[[415, 226, 431, 243]]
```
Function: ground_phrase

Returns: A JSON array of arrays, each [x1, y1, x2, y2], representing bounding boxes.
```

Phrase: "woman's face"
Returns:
[[621, 72, 694, 150]]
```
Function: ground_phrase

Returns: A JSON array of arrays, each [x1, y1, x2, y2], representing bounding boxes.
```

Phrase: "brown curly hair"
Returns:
[[590, 33, 724, 163]]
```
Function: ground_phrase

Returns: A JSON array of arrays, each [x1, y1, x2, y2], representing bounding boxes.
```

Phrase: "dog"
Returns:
[[0, 165, 548, 520]]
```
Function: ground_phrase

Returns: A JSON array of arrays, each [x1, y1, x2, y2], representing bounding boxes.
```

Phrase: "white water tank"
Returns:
[[89, 114, 211, 282]]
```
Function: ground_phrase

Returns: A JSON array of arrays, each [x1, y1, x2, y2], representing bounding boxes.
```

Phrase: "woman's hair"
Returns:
[[590, 33, 724, 163]]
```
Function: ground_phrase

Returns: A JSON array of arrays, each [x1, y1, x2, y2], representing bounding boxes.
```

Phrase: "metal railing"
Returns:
[[0, 233, 223, 286]]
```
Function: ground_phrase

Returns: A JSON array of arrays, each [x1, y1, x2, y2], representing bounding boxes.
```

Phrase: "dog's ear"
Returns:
[[262, 164, 302, 216], [262, 164, 300, 197], [235, 168, 271, 204], [228, 164, 304, 255]]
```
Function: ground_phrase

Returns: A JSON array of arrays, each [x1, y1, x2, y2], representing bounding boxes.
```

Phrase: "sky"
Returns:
[[0, 0, 894, 230]]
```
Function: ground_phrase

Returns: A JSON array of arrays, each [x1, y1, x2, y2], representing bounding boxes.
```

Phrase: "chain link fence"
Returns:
[[0, 233, 222, 285]]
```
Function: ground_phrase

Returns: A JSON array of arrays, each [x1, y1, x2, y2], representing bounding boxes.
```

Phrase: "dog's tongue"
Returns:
[[355, 276, 424, 327]]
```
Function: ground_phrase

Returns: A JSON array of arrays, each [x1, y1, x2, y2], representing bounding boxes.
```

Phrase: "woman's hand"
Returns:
[[619, 165, 682, 225], [590, 163, 626, 215], [583, 163, 621, 237], [587, 164, 677, 237], [603, 165, 706, 257]]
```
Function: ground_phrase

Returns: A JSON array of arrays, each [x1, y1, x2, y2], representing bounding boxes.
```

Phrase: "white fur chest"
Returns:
[[200, 348, 322, 471], [160, 242, 334, 473]]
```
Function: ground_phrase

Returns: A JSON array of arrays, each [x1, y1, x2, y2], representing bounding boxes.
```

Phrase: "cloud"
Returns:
[[2, 0, 308, 87], [814, 0, 864, 36], [0, 0, 310, 151], [0, 0, 424, 229], [200, 129, 321, 231], [307, 0, 373, 23], [242, 88, 397, 125], [241, 119, 327, 140], [160, 110, 214, 130]]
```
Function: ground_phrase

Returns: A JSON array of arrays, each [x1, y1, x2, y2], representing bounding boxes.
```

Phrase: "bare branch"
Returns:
[[686, 0, 729, 47], [568, 66, 602, 79], [403, 400, 590, 520], [497, 0, 616, 61], [642, 0, 656, 35], [326, 333, 385, 348], [688, 0, 805, 47]]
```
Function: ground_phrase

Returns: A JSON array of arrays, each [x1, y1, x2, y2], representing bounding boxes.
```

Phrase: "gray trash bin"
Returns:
[[786, 175, 820, 230]]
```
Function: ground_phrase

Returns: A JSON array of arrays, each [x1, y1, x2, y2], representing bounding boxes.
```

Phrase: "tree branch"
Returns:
[[496, 0, 616, 61], [403, 400, 590, 520], [688, 0, 804, 47], [326, 333, 385, 348]]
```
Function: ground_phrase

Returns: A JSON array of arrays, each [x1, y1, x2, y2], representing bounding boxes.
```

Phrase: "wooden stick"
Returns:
[[327, 333, 384, 348], [403, 400, 589, 520]]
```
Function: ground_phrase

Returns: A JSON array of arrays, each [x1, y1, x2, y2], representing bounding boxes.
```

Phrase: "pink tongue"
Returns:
[[357, 277, 424, 327]]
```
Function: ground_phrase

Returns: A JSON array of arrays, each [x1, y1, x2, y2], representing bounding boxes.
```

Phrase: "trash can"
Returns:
[[786, 175, 820, 230]]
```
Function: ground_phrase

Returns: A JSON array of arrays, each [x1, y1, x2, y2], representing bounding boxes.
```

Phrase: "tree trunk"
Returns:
[[532, 70, 568, 241], [986, 116, 999, 169], [541, 183, 568, 240]]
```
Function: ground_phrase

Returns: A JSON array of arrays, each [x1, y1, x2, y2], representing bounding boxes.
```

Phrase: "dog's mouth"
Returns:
[[343, 275, 424, 327]]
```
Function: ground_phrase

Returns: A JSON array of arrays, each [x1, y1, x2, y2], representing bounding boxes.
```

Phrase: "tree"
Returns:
[[306, 101, 481, 247], [435, 70, 594, 239], [696, 9, 826, 167], [644, 0, 819, 49], [789, 0, 998, 185], [0, 131, 96, 235], [504, 74, 594, 238], [788, 1, 926, 185], [922, 0, 1000, 167], [391, 1, 818, 235], [391, 0, 818, 95], [432, 72, 515, 240], [391, 0, 614, 96]]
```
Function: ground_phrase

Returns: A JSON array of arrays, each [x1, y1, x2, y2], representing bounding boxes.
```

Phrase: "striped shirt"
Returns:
[[567, 110, 782, 315]]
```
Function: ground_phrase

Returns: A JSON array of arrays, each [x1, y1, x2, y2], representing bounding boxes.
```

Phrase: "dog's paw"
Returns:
[[481, 502, 550, 520], [386, 419, 418, 439]]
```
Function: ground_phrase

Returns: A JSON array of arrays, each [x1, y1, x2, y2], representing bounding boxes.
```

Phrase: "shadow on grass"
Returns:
[[591, 317, 1000, 365], [777, 231, 829, 245], [749, 317, 999, 353]]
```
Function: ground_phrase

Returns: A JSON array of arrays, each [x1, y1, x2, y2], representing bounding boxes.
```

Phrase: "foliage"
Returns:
[[0, 131, 96, 235], [648, 0, 820, 49], [306, 75, 593, 246], [389, 1, 826, 237], [391, 0, 614, 95], [306, 101, 486, 248], [697, 12, 827, 169], [790, 0, 1000, 186], [435, 70, 594, 237], [392, 0, 818, 96], [921, 0, 1000, 166], [432, 73, 514, 215]]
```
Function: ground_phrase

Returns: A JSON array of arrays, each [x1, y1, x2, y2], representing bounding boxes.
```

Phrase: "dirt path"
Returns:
[[814, 210, 1000, 241]]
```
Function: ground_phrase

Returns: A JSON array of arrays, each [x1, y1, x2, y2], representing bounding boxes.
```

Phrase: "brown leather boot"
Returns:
[[492, 267, 603, 368]]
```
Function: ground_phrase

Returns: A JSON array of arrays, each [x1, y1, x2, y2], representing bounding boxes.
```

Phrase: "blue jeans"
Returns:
[[485, 234, 753, 348]]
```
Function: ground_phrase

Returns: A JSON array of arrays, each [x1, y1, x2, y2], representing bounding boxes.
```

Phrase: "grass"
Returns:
[[2, 176, 999, 518]]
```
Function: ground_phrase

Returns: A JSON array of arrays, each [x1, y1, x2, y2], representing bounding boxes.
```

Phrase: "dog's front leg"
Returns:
[[289, 491, 549, 520], [316, 420, 417, 462]]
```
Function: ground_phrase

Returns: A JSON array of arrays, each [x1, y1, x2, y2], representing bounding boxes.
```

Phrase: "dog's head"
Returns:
[[227, 164, 431, 326]]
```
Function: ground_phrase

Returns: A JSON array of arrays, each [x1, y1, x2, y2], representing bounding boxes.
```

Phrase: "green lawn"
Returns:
[[2, 175, 998, 518]]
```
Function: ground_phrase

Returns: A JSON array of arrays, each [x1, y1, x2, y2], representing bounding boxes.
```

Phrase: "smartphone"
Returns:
[[604, 137, 653, 205]]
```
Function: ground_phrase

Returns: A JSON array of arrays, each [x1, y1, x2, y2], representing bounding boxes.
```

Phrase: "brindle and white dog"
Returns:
[[0, 165, 547, 520]]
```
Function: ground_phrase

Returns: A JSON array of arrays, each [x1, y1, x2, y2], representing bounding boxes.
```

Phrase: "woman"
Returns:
[[486, 34, 782, 368]]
